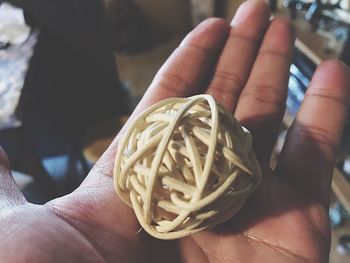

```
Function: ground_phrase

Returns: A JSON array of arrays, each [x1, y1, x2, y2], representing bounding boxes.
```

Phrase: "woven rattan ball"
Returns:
[[114, 95, 262, 239]]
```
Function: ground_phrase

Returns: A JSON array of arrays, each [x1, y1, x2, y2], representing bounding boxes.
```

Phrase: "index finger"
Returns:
[[84, 18, 229, 181]]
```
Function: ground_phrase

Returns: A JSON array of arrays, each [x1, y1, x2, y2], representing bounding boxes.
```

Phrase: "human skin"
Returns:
[[1, 0, 350, 262]]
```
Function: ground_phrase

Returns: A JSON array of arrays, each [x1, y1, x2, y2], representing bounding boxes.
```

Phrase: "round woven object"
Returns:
[[114, 95, 262, 239]]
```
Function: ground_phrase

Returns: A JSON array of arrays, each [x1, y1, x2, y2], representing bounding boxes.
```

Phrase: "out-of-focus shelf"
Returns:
[[295, 38, 322, 65], [332, 168, 350, 212]]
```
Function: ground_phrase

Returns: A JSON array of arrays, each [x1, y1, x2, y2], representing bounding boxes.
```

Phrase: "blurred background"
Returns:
[[1, 0, 350, 261]]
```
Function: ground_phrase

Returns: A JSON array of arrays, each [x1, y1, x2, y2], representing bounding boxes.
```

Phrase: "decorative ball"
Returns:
[[114, 95, 262, 240]]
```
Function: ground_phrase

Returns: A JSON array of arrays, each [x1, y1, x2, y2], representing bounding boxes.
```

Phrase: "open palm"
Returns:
[[1, 1, 349, 262]]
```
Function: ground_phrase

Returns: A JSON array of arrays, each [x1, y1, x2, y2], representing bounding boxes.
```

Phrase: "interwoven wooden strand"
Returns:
[[114, 95, 262, 240]]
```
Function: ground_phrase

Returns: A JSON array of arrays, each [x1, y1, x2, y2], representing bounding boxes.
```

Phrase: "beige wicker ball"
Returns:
[[114, 95, 262, 240]]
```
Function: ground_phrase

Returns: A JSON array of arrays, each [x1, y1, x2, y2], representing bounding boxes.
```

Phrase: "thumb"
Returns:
[[0, 146, 26, 210]]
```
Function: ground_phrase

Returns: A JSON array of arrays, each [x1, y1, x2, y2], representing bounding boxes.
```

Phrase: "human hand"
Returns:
[[1, 1, 350, 262]]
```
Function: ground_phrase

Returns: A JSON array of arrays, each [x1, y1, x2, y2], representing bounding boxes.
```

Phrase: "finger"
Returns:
[[90, 18, 229, 179], [0, 146, 26, 210], [235, 18, 295, 160], [136, 18, 229, 118], [276, 60, 350, 207], [207, 0, 270, 111]]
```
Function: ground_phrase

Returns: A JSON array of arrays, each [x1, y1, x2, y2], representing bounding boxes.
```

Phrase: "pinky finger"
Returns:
[[276, 60, 350, 207]]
